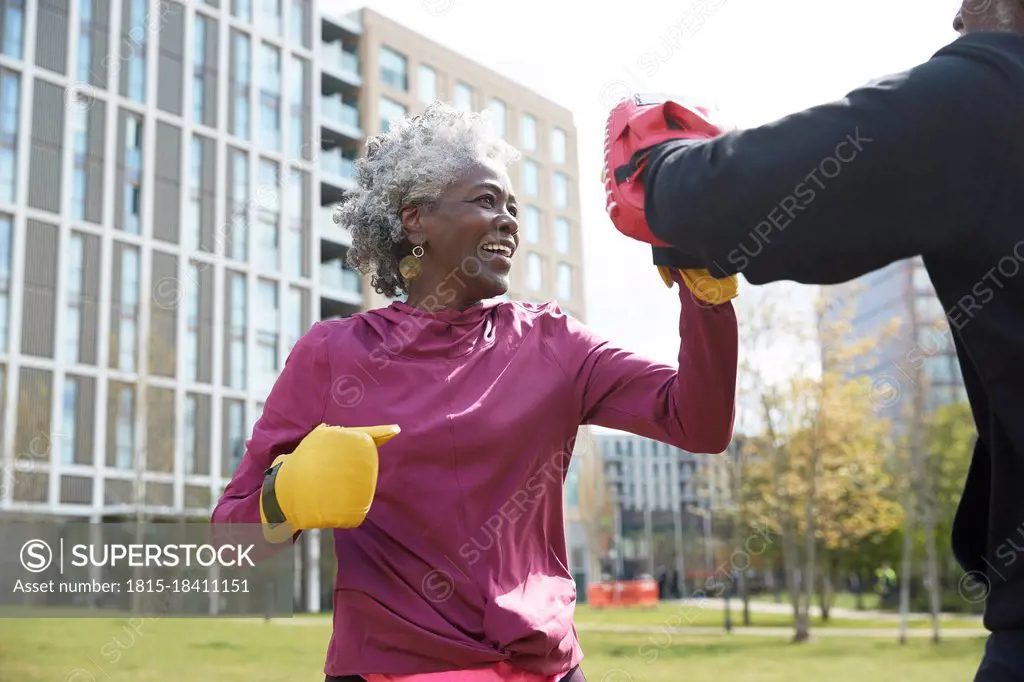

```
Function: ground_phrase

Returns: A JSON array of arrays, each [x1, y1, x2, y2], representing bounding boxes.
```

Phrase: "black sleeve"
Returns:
[[642, 32, 1024, 285]]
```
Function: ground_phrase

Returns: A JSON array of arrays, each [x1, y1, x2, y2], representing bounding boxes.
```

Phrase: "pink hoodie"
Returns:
[[211, 280, 738, 679]]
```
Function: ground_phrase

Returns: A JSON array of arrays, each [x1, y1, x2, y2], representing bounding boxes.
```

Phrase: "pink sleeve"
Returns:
[[544, 275, 738, 454], [211, 321, 333, 525]]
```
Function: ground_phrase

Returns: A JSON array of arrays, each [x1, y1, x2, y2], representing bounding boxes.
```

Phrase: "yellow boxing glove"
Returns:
[[658, 266, 739, 305], [260, 423, 400, 543]]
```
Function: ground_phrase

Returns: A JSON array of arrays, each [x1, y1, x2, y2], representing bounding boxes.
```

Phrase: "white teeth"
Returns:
[[482, 244, 511, 257]]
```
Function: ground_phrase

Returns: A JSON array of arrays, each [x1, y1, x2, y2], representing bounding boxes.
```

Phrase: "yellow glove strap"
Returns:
[[658, 266, 739, 305]]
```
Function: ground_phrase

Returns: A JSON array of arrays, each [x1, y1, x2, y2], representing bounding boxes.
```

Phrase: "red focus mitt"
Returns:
[[602, 94, 730, 247]]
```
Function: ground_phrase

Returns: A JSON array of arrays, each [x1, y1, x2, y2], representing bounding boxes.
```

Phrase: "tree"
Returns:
[[738, 284, 904, 641]]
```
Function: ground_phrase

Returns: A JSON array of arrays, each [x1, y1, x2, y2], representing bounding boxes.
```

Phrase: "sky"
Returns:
[[321, 0, 964, 370]]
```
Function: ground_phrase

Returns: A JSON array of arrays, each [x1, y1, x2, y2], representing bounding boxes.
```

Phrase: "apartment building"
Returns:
[[332, 9, 585, 316], [0, 1, 583, 611], [569, 431, 736, 590], [822, 257, 967, 428]]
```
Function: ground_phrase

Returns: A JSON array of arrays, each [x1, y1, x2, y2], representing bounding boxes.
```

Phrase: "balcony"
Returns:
[[320, 259, 363, 307], [320, 94, 362, 140], [319, 148, 358, 191], [319, 204, 352, 248], [322, 10, 363, 37], [321, 41, 362, 88]]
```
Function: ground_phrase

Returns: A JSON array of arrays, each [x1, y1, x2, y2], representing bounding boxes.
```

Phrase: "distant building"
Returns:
[[567, 431, 737, 590], [821, 257, 967, 427]]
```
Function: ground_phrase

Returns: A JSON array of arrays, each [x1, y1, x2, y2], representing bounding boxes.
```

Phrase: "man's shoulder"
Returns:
[[932, 31, 1024, 74]]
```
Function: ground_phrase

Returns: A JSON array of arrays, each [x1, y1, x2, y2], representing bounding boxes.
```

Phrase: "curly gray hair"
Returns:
[[333, 100, 522, 299]]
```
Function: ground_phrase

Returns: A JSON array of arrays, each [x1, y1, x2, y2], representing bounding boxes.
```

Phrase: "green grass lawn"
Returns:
[[0, 616, 988, 682], [750, 590, 877, 610]]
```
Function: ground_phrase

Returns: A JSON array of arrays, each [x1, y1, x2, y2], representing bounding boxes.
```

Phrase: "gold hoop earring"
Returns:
[[400, 244, 425, 281]]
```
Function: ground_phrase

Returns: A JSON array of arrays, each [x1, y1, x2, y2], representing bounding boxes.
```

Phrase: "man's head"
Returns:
[[953, 0, 1024, 35], [335, 102, 521, 310]]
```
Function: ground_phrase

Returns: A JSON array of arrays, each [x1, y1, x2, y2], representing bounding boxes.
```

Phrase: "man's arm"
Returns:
[[643, 32, 1024, 285]]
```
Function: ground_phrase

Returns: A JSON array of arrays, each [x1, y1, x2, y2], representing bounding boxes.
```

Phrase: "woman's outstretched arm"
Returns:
[[544, 272, 738, 453]]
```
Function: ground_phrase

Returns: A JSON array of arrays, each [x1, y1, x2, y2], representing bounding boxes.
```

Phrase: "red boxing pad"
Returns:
[[603, 94, 729, 247]]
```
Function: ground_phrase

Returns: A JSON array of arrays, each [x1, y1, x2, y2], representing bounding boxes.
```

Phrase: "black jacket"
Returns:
[[643, 31, 1024, 630]]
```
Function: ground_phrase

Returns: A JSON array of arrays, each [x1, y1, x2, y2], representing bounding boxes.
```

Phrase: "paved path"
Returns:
[[572, 622, 987, 638], [668, 597, 983, 622]]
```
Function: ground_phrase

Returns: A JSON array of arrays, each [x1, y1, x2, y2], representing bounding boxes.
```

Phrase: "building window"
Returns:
[[557, 263, 573, 300], [555, 217, 570, 254], [523, 206, 541, 244], [260, 43, 281, 152], [526, 253, 543, 291], [186, 262, 200, 381], [224, 399, 246, 474], [286, 286, 304, 352], [551, 127, 567, 164], [290, 0, 308, 48], [123, 115, 143, 234], [65, 233, 84, 363], [453, 81, 472, 111], [193, 15, 208, 125], [257, 159, 280, 271], [285, 170, 303, 278], [233, 0, 252, 22], [77, 0, 94, 84], [289, 56, 307, 158], [553, 172, 569, 207], [522, 161, 539, 197], [521, 113, 537, 151], [487, 98, 506, 138], [227, 148, 249, 261], [228, 272, 246, 389], [0, 214, 10, 353], [115, 386, 134, 469], [231, 31, 251, 139], [418, 63, 437, 105], [379, 97, 407, 134], [126, 0, 147, 102], [0, 70, 16, 206], [61, 378, 78, 464], [256, 279, 279, 388], [118, 246, 140, 372], [70, 104, 89, 222], [261, 0, 281, 35], [184, 394, 197, 474], [379, 46, 407, 90], [185, 136, 202, 252], [2, 0, 24, 59]]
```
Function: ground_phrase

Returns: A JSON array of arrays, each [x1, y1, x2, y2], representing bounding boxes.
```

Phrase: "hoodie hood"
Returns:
[[360, 299, 504, 360]]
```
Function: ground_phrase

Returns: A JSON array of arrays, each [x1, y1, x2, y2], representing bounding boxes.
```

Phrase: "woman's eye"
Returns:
[[478, 195, 495, 207], [509, 206, 518, 217]]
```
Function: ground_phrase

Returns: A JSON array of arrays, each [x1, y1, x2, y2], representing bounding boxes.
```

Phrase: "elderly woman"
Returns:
[[212, 102, 739, 682]]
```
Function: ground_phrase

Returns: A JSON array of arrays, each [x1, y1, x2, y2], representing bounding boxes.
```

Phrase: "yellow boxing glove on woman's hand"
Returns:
[[658, 266, 739, 306], [259, 423, 400, 543]]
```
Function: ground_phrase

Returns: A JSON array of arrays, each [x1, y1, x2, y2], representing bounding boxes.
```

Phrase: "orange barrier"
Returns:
[[586, 579, 659, 609]]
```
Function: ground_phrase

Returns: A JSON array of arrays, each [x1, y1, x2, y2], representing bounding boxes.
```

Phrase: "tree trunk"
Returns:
[[740, 569, 751, 626], [922, 489, 942, 643], [781, 519, 804, 641], [818, 568, 833, 622], [898, 488, 915, 645], [855, 571, 865, 611]]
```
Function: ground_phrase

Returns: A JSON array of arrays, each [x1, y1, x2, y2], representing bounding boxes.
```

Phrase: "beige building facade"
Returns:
[[321, 7, 586, 320]]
